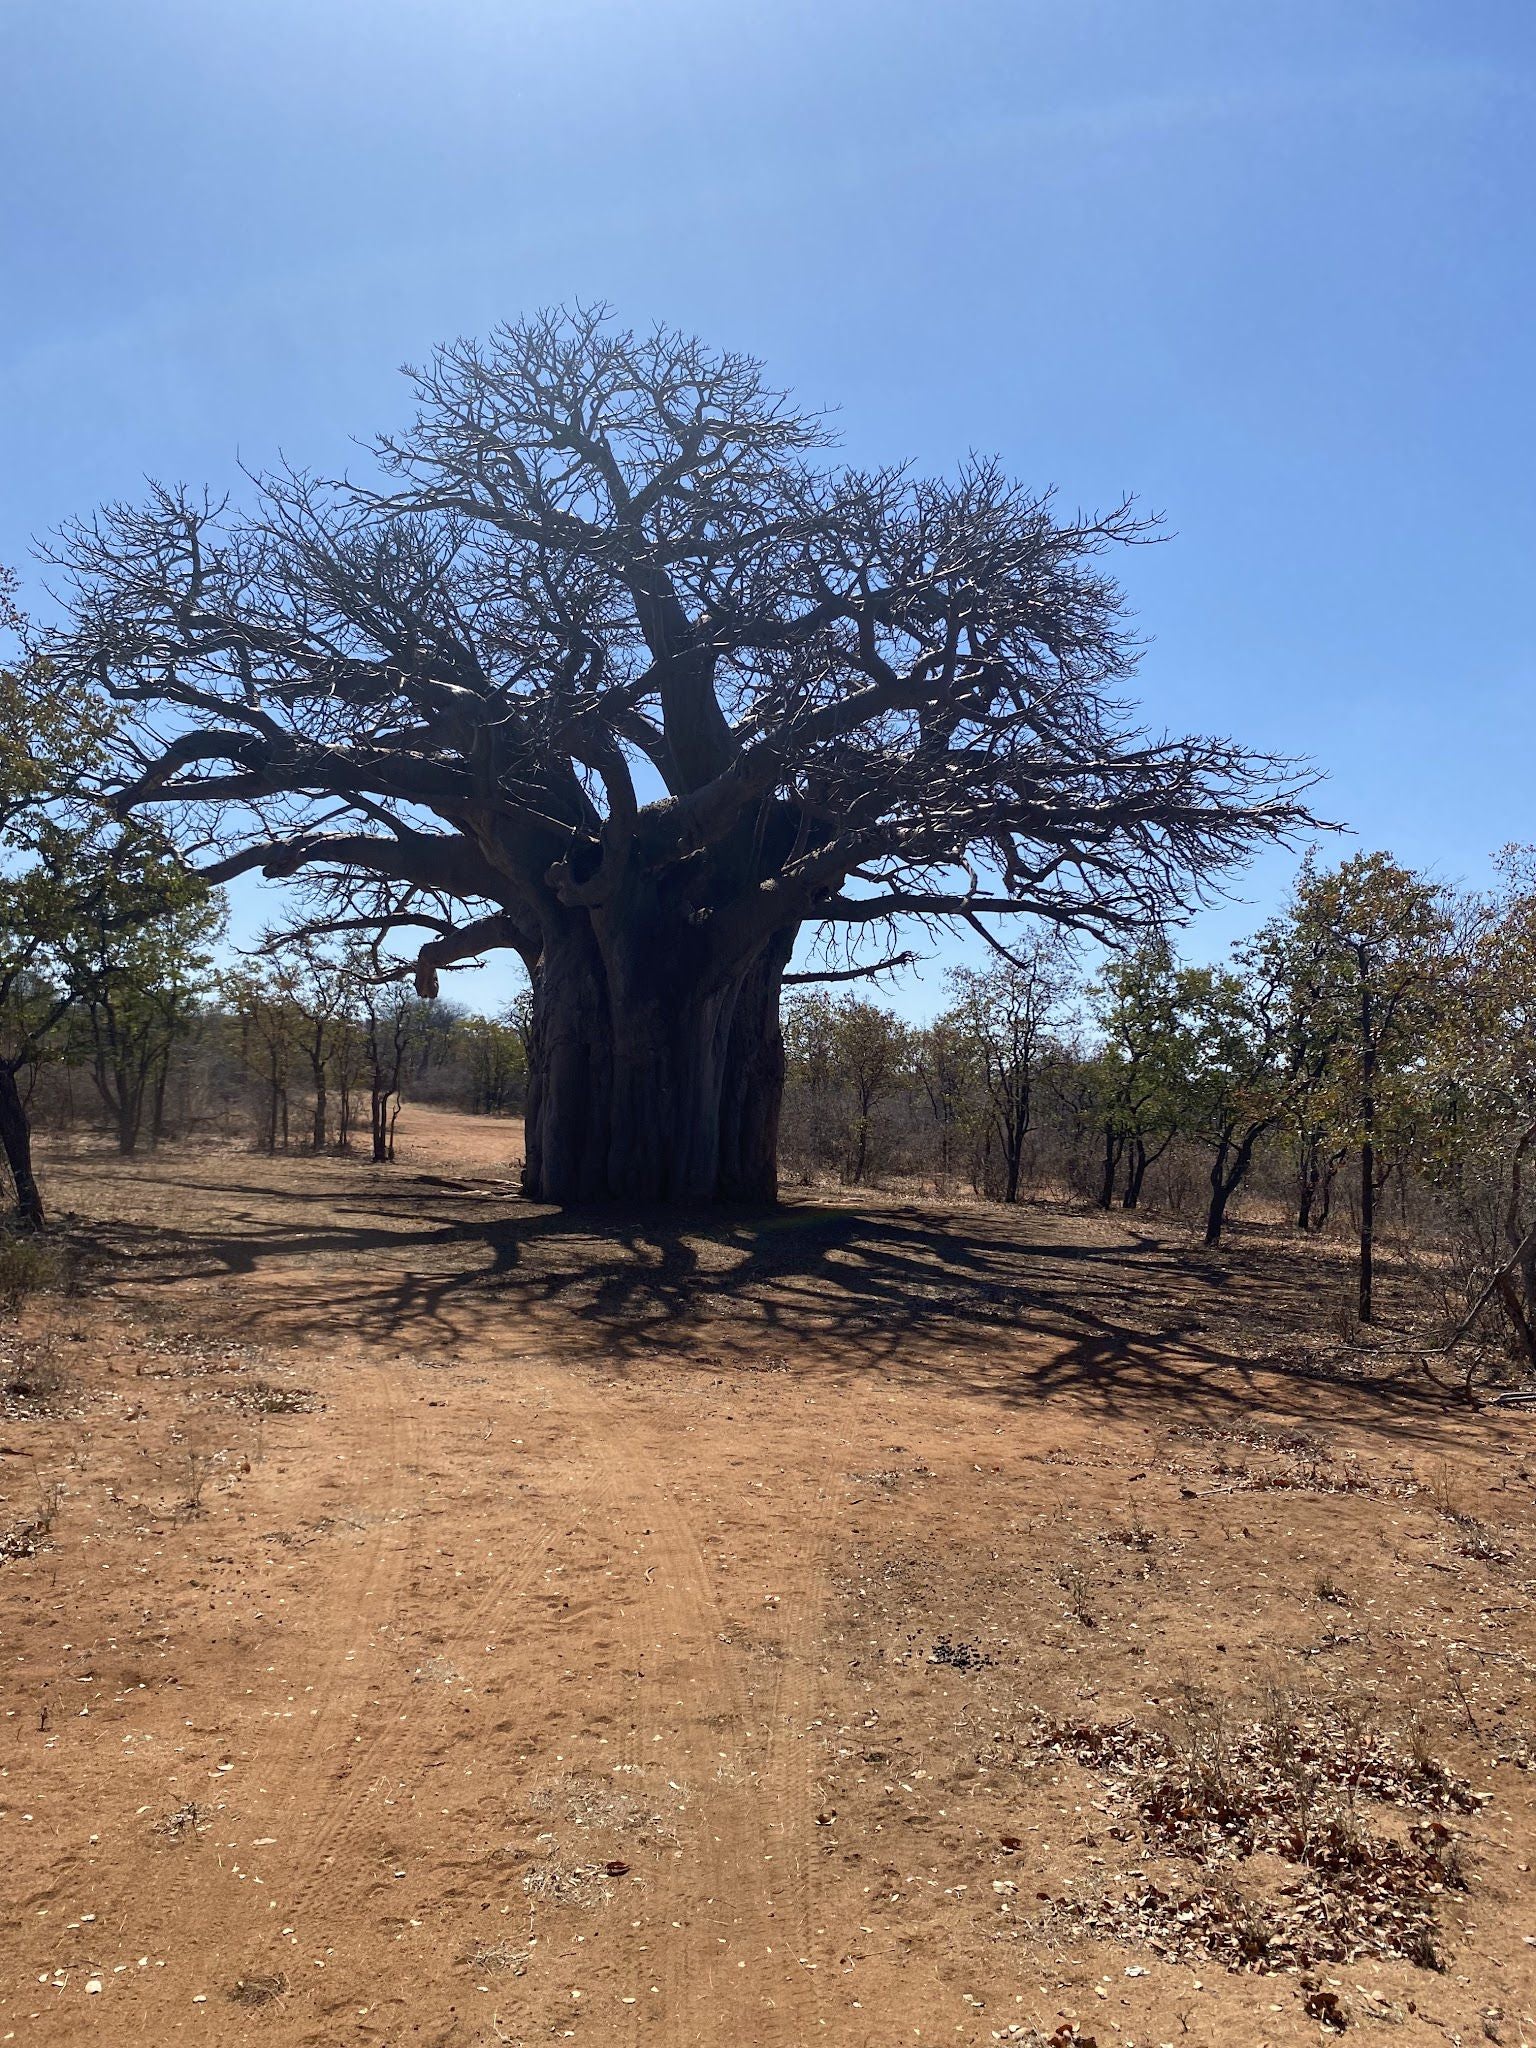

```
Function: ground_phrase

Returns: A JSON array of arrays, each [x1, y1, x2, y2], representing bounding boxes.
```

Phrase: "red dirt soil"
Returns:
[[2, 1107, 1534, 2047]]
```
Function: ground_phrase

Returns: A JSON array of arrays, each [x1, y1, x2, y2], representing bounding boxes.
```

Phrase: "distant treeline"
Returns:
[[778, 847, 1536, 1366], [28, 965, 528, 1165]]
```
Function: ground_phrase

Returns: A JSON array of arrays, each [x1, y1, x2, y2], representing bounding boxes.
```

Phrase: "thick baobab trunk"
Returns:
[[0, 1064, 45, 1230], [521, 924, 791, 1206]]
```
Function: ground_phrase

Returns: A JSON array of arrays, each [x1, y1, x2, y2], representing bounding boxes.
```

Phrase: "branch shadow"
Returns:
[[54, 1147, 1461, 1444]]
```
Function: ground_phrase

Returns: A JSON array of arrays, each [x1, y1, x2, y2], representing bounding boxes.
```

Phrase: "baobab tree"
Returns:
[[50, 309, 1312, 1204]]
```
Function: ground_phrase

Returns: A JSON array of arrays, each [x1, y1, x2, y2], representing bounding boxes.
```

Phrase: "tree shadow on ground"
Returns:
[[53, 1147, 1459, 1441]]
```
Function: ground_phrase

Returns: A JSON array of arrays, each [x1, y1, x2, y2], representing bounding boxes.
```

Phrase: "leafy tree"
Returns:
[[359, 980, 430, 1163], [832, 999, 912, 1186], [1424, 848, 1536, 1363], [273, 942, 356, 1152], [781, 991, 912, 1185], [51, 309, 1313, 1205], [0, 857, 75, 1226], [225, 965, 302, 1153], [911, 1016, 981, 1187], [1178, 946, 1295, 1247], [1088, 937, 1187, 1209], [62, 852, 220, 1154], [1286, 854, 1455, 1319], [782, 990, 838, 1100], [946, 935, 1079, 1202], [458, 1011, 528, 1115], [0, 574, 207, 1217]]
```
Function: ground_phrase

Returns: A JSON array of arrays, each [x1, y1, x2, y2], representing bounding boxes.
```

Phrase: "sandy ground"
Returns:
[[2, 1106, 1534, 2048]]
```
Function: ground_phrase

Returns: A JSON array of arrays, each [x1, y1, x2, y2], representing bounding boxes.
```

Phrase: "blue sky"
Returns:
[[3, 0, 1532, 1018]]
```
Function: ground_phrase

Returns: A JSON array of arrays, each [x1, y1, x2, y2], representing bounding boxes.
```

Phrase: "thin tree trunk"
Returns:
[[150, 1052, 171, 1150], [1124, 1130, 1174, 1210], [310, 1050, 327, 1152], [851, 1094, 873, 1185], [0, 1063, 45, 1229], [1204, 1140, 1232, 1246], [1297, 1133, 1319, 1231], [1204, 1131, 1261, 1247], [1099, 1124, 1123, 1209], [1358, 993, 1377, 1321], [115, 1058, 146, 1157]]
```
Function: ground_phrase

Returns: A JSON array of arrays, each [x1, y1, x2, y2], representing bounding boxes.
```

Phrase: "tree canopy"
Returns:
[[46, 308, 1316, 1203]]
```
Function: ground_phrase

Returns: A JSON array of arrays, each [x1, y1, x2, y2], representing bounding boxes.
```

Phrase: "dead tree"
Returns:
[[52, 309, 1314, 1204]]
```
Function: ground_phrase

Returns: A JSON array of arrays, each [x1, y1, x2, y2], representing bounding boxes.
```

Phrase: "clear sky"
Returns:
[[3, 0, 1532, 1018]]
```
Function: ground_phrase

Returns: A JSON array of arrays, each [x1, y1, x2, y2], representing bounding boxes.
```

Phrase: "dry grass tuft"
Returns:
[[153, 1799, 208, 1843], [0, 1479, 64, 1562], [228, 1971, 288, 2007], [0, 1235, 68, 1305], [1036, 1683, 1478, 1972]]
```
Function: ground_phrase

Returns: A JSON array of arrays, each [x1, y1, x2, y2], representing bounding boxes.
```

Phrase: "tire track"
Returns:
[[275, 1360, 622, 1934]]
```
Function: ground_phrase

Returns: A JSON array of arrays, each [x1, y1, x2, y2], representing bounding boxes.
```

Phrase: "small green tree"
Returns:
[[1425, 848, 1536, 1364], [911, 1017, 982, 1187], [62, 850, 221, 1154], [1286, 853, 1455, 1319], [781, 991, 910, 1186], [0, 574, 209, 1215], [359, 979, 430, 1163], [1088, 938, 1188, 1210], [830, 999, 911, 1186], [225, 966, 303, 1153], [1178, 945, 1294, 1247], [458, 1012, 528, 1115]]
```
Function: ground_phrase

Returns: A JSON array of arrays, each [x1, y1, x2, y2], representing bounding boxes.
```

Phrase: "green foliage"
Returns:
[[781, 990, 913, 1185], [0, 573, 221, 1210], [1086, 938, 1191, 1206], [458, 1012, 527, 1115], [1423, 847, 1536, 1360], [1283, 852, 1456, 1150], [1277, 853, 1457, 1313], [60, 845, 223, 1153]]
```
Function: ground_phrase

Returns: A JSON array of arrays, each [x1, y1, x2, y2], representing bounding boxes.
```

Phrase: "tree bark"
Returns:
[[521, 922, 792, 1206], [1122, 1131, 1173, 1210], [1204, 1130, 1261, 1247], [1098, 1124, 1124, 1209], [1358, 1010, 1377, 1322], [999, 1084, 1030, 1204], [0, 1063, 45, 1229], [310, 1050, 328, 1152], [1297, 1133, 1320, 1230], [150, 1052, 171, 1150], [371, 1088, 391, 1163], [116, 1063, 144, 1157]]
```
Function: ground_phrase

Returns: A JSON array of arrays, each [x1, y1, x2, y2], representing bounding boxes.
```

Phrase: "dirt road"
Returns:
[[3, 1110, 1533, 2045]]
